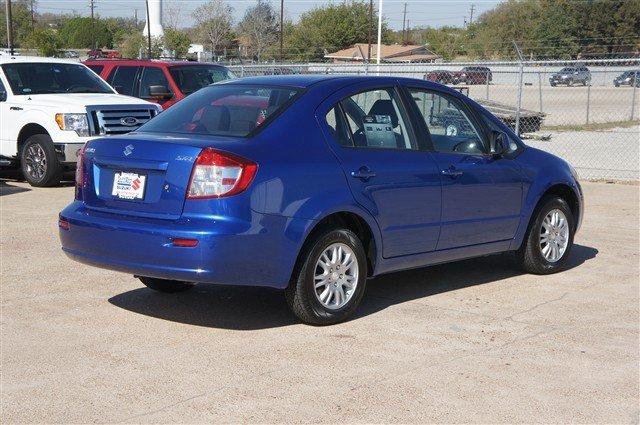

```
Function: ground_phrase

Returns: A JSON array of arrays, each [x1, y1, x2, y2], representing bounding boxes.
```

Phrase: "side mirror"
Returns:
[[0, 90, 6, 102], [149, 85, 173, 100], [490, 130, 509, 157]]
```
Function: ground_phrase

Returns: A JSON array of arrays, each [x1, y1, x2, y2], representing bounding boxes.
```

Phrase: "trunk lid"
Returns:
[[82, 133, 244, 219]]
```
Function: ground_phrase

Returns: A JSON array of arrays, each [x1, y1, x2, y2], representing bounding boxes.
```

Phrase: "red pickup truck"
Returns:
[[84, 59, 236, 109]]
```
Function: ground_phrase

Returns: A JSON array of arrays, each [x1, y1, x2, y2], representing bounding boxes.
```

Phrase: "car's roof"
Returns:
[[0, 55, 85, 65], [225, 74, 407, 88], [84, 59, 228, 68]]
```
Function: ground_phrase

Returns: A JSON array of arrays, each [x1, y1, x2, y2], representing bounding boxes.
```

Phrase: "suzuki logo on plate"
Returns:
[[120, 116, 140, 127], [123, 144, 134, 156]]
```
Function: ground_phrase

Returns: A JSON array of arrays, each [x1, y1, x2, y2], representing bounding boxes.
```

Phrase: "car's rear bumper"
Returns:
[[59, 202, 312, 289]]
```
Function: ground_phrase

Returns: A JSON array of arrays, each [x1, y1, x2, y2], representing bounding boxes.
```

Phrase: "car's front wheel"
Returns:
[[285, 228, 367, 325], [138, 276, 194, 293], [517, 196, 575, 274]]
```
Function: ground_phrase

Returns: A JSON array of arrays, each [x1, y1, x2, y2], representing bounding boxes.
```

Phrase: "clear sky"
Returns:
[[35, 0, 501, 31]]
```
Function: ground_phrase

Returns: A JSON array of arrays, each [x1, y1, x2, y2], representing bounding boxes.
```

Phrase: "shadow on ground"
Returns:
[[0, 180, 30, 196], [109, 244, 598, 331]]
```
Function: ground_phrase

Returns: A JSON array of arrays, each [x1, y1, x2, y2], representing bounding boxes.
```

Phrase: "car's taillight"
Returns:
[[75, 146, 85, 200], [187, 148, 257, 199]]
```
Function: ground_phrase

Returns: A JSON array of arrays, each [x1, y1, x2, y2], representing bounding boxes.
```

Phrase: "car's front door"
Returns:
[[319, 84, 442, 258], [405, 87, 523, 250]]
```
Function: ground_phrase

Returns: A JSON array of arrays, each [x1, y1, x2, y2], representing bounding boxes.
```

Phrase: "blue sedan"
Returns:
[[59, 75, 583, 325]]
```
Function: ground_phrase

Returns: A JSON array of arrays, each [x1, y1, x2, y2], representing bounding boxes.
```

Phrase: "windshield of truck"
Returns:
[[169, 65, 236, 95], [137, 84, 300, 137], [559, 67, 576, 73], [1, 63, 114, 95]]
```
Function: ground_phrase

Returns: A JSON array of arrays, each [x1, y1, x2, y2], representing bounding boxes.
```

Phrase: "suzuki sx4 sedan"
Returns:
[[59, 75, 583, 325]]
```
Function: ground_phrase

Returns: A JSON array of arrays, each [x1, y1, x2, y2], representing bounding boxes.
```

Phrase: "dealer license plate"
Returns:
[[112, 172, 146, 200]]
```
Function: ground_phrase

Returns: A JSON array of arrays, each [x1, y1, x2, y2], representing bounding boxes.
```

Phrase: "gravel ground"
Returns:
[[525, 125, 640, 181], [1, 180, 638, 423]]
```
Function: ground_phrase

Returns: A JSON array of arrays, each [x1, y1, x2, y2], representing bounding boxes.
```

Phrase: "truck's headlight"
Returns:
[[55, 113, 90, 137]]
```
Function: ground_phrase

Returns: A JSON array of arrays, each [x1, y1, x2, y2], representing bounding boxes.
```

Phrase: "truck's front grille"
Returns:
[[87, 106, 159, 136]]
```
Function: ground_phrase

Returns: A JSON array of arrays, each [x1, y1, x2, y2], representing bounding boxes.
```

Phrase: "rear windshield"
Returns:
[[169, 65, 235, 95], [137, 84, 300, 137], [1, 62, 113, 95]]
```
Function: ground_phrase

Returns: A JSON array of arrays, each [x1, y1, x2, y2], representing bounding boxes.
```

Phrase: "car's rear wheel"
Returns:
[[21, 135, 62, 187], [517, 196, 575, 274], [138, 276, 194, 293], [285, 228, 367, 325]]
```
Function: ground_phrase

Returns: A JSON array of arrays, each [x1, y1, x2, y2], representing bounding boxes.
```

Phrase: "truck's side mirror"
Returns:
[[0, 87, 6, 102], [490, 130, 509, 157], [149, 85, 173, 101]]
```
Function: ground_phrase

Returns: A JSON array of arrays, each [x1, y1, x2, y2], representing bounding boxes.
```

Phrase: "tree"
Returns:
[[287, 1, 392, 62], [119, 32, 145, 58], [58, 17, 113, 49], [409, 26, 466, 61], [0, 0, 36, 47], [193, 0, 233, 59], [237, 1, 278, 61], [164, 28, 191, 58], [24, 27, 62, 56]]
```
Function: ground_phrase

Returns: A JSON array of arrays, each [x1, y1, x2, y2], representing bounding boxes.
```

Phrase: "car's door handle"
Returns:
[[441, 168, 463, 178], [351, 167, 376, 181]]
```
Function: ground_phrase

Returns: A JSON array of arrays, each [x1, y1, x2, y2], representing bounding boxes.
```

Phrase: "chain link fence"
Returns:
[[230, 59, 639, 181]]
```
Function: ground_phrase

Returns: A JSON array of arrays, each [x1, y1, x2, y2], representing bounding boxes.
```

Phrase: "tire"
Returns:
[[138, 276, 194, 293], [285, 228, 367, 325], [20, 134, 62, 187], [550, 82, 556, 87], [568, 79, 574, 87], [614, 82, 620, 87], [517, 196, 575, 275]]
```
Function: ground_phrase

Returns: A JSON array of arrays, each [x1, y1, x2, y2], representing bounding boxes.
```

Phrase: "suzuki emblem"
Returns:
[[123, 144, 134, 156]]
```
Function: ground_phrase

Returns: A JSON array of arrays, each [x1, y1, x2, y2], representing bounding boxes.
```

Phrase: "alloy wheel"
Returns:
[[313, 243, 359, 310], [539, 209, 570, 263], [24, 143, 47, 181]]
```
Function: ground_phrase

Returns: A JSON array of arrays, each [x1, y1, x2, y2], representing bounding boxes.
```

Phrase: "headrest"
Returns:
[[368, 99, 398, 127]]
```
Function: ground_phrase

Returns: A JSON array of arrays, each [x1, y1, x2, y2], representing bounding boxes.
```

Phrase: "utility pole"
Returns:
[[376, 0, 383, 72], [401, 3, 407, 45], [89, 0, 96, 50], [5, 0, 13, 55], [30, 0, 35, 30], [367, 0, 373, 62], [145, 0, 152, 58], [469, 4, 475, 25], [134, 8, 138, 26], [279, 0, 284, 62], [406, 19, 409, 44]]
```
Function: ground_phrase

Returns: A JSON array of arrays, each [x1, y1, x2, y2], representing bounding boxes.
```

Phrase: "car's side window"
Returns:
[[139, 67, 172, 99], [409, 89, 486, 154], [108, 66, 139, 96], [338, 88, 413, 149], [325, 106, 353, 147], [87, 65, 104, 75]]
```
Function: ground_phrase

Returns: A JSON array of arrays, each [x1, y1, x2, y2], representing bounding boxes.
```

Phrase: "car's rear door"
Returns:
[[318, 82, 441, 258], [403, 85, 523, 250]]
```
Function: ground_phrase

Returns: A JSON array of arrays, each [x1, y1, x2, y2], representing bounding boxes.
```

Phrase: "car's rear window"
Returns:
[[137, 84, 300, 137]]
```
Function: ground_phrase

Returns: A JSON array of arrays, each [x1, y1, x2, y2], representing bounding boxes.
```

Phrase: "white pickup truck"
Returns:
[[0, 56, 162, 186]]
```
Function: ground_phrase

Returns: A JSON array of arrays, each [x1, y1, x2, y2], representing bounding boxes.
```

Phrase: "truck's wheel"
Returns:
[[20, 134, 62, 187]]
